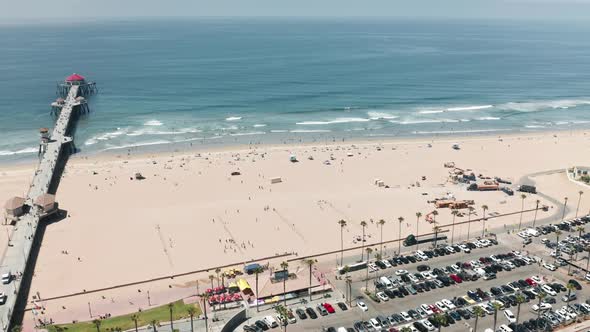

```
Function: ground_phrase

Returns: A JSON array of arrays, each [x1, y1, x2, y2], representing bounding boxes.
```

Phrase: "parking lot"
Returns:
[[241, 215, 590, 332]]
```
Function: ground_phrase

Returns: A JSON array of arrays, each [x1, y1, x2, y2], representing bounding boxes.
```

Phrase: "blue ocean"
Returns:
[[1, 18, 590, 162]]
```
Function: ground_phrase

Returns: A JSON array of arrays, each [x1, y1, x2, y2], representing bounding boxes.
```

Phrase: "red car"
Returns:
[[322, 303, 335, 314], [429, 304, 441, 314], [525, 278, 537, 286], [450, 274, 463, 283]]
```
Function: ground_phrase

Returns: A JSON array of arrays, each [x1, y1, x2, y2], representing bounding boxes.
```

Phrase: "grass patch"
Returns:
[[47, 300, 201, 332]]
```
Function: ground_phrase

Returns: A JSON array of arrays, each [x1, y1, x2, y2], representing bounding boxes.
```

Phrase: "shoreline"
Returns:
[[1, 127, 588, 171]]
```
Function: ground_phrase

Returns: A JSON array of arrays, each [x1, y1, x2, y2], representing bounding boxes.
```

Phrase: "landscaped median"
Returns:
[[47, 300, 201, 332]]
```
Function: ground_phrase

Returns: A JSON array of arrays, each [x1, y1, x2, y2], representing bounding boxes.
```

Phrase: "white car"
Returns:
[[445, 246, 455, 253], [368, 263, 379, 272], [489, 255, 501, 263], [0, 293, 5, 305], [381, 260, 392, 268], [480, 239, 491, 246], [459, 244, 471, 253], [517, 232, 530, 239], [357, 301, 368, 311], [531, 275, 543, 284], [442, 299, 456, 310], [421, 271, 435, 280], [408, 274, 419, 283], [395, 269, 409, 276], [376, 292, 389, 302], [541, 284, 557, 296], [421, 319, 436, 331], [504, 309, 516, 323], [532, 303, 552, 312], [420, 304, 434, 315], [543, 263, 557, 271], [369, 318, 381, 330], [435, 301, 448, 312], [400, 311, 412, 322]]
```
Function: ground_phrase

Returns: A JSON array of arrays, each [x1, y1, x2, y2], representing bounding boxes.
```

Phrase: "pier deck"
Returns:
[[0, 85, 80, 331]]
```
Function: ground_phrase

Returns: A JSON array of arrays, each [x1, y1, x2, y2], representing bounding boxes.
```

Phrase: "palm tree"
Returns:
[[400, 327, 413, 332], [168, 302, 174, 331], [518, 194, 527, 230], [274, 304, 289, 332], [253, 266, 264, 312], [345, 275, 353, 306], [562, 197, 569, 222], [481, 205, 489, 237], [280, 261, 289, 306], [450, 209, 458, 244], [215, 268, 221, 287], [415, 212, 422, 249], [532, 199, 540, 228], [577, 191, 584, 218], [397, 217, 404, 255], [365, 247, 373, 290], [432, 225, 442, 248], [338, 219, 347, 266], [555, 230, 563, 263], [303, 259, 317, 302], [566, 282, 576, 308], [131, 314, 140, 332], [432, 210, 439, 224], [187, 306, 196, 332], [360, 220, 367, 261], [374, 252, 383, 280], [434, 313, 447, 332], [150, 320, 158, 332], [467, 206, 475, 240], [201, 293, 209, 332], [492, 301, 502, 331], [92, 319, 101, 332], [208, 274, 215, 289], [515, 293, 525, 326], [536, 291, 547, 320], [473, 306, 484, 332], [379, 219, 387, 256]]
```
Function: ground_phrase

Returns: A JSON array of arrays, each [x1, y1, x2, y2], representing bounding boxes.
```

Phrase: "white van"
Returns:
[[263, 315, 278, 328], [380, 276, 393, 289], [497, 324, 513, 332]]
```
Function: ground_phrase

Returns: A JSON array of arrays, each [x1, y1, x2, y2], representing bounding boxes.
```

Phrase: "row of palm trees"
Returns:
[[91, 302, 199, 332]]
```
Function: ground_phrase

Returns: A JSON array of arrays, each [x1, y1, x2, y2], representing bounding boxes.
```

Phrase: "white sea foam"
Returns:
[[0, 147, 38, 156], [102, 140, 171, 151], [391, 119, 460, 125], [498, 99, 590, 112], [477, 117, 501, 121], [229, 131, 266, 137], [525, 125, 547, 129], [225, 116, 242, 121], [446, 105, 494, 112], [253, 124, 267, 128], [296, 117, 371, 125], [413, 129, 510, 135], [144, 120, 163, 126], [418, 110, 445, 114], [270, 130, 289, 133], [367, 111, 399, 120], [290, 129, 332, 133]]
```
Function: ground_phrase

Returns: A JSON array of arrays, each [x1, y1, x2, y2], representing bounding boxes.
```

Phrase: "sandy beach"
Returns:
[[2, 130, 590, 325]]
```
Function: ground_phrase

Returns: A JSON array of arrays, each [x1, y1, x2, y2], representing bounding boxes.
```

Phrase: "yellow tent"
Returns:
[[237, 279, 252, 292]]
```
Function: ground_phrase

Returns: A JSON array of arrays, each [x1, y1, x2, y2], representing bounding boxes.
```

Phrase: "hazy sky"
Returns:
[[2, 0, 590, 21]]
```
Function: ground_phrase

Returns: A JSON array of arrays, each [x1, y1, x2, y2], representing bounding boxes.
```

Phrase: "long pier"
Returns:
[[0, 82, 88, 331]]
